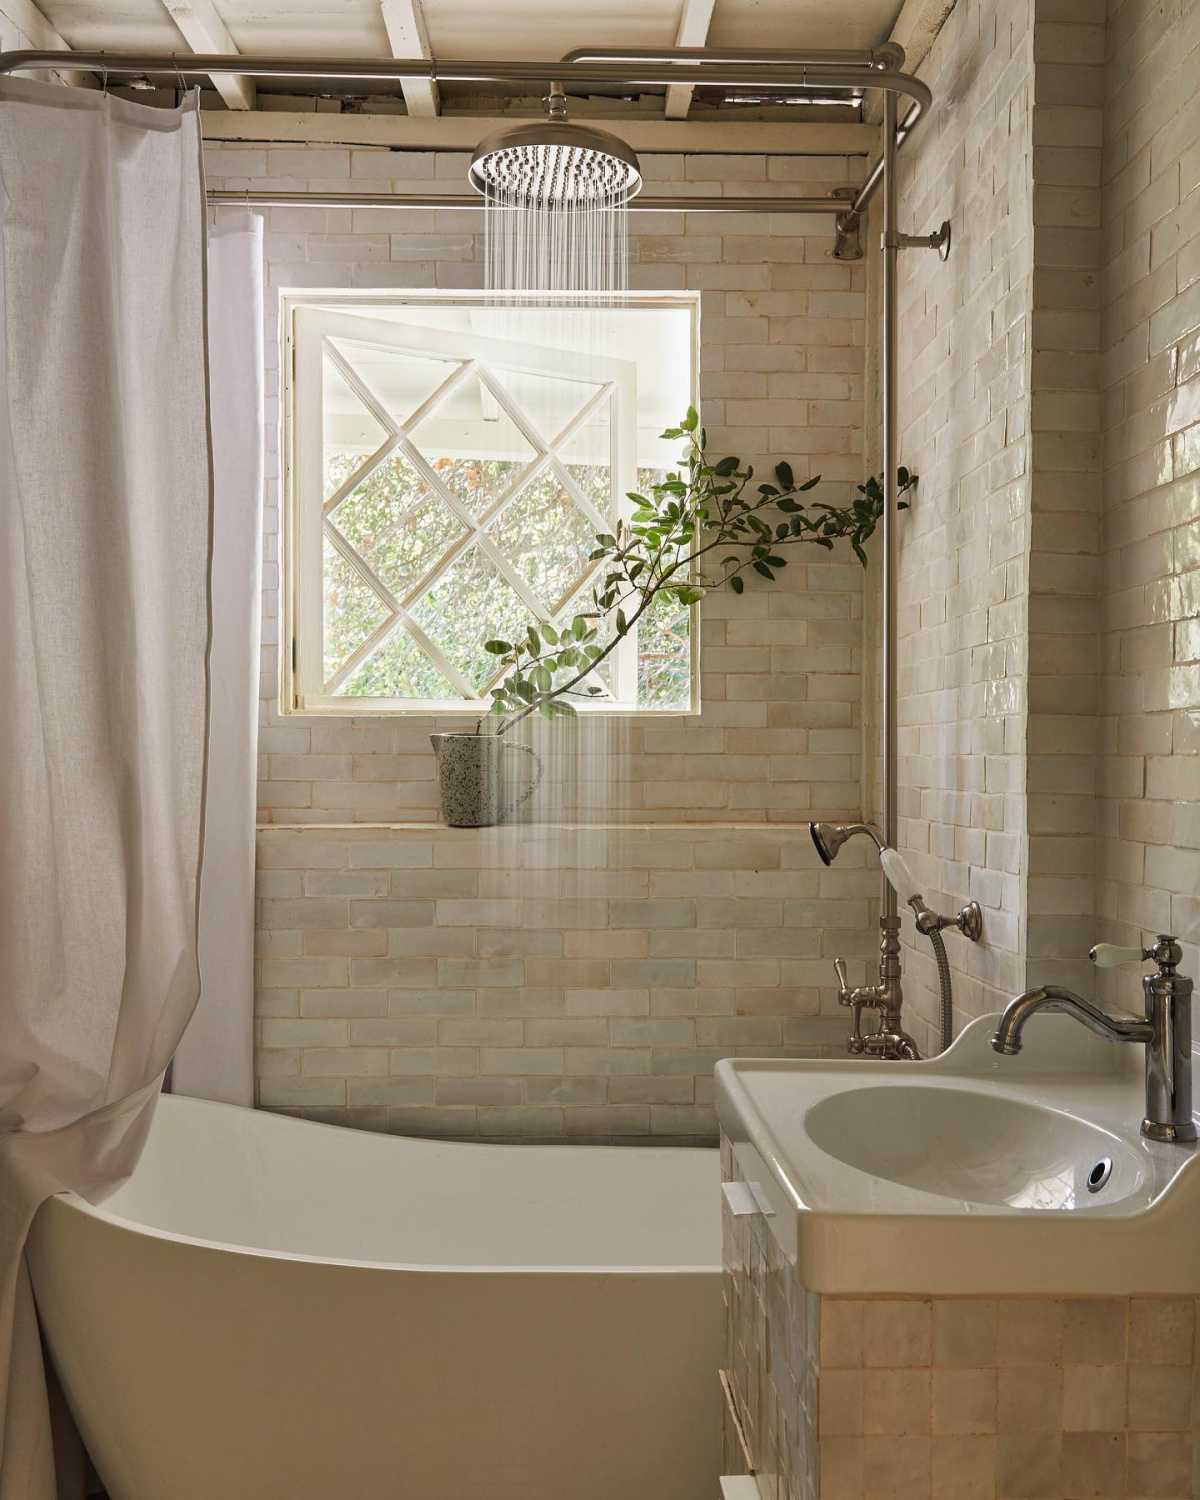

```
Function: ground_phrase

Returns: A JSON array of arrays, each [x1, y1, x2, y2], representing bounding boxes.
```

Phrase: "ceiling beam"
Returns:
[[0, 0, 92, 87], [664, 0, 718, 119], [862, 0, 954, 122], [162, 0, 255, 111], [381, 0, 440, 118]]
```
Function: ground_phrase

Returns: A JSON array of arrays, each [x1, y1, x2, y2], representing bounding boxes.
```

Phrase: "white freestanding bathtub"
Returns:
[[27, 1094, 723, 1500]]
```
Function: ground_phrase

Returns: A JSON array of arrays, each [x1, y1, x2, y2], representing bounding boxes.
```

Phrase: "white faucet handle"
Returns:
[[1089, 943, 1148, 969]]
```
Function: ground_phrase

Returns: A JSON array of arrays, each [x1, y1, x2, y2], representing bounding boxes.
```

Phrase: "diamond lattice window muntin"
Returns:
[[285, 295, 696, 716]]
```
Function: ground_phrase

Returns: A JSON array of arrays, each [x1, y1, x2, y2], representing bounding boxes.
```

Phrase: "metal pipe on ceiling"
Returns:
[[0, 50, 927, 102], [558, 43, 906, 68], [206, 189, 846, 213]]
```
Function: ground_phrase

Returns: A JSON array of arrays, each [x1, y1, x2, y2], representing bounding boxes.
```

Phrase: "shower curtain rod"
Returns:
[[0, 48, 930, 225], [205, 190, 848, 214]]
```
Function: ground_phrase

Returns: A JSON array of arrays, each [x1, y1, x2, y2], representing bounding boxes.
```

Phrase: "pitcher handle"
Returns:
[[500, 740, 543, 822]]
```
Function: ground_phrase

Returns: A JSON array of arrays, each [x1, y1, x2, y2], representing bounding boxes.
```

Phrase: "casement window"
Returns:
[[281, 292, 698, 715]]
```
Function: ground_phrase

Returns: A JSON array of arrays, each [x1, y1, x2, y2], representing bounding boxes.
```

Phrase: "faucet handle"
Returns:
[[832, 957, 849, 998], [1090, 943, 1148, 968]]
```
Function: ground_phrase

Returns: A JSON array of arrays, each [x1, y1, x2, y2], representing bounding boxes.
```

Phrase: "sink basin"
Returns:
[[715, 1013, 1200, 1296], [803, 1084, 1145, 1209]]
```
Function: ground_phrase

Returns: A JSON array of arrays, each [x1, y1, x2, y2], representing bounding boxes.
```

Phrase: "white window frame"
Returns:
[[280, 290, 701, 718]]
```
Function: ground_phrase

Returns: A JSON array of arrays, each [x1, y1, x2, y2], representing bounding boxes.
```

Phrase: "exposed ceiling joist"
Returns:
[[863, 0, 955, 122], [0, 0, 91, 87], [381, 0, 439, 118], [664, 0, 718, 119], [163, 0, 255, 111]]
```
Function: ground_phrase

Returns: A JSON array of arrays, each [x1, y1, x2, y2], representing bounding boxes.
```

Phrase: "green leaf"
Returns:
[[753, 561, 775, 580], [483, 639, 511, 655], [799, 475, 821, 491], [616, 608, 629, 636], [775, 460, 794, 490], [526, 625, 540, 653], [729, 574, 744, 594], [681, 406, 699, 433]]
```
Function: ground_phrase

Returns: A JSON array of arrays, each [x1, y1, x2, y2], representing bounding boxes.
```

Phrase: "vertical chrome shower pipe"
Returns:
[[869, 85, 916, 1056], [881, 89, 899, 901]]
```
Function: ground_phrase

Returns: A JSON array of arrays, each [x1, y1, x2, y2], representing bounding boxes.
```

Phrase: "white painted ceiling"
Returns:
[[37, 0, 905, 69]]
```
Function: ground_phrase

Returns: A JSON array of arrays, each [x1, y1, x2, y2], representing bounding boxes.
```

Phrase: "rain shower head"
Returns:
[[468, 84, 642, 208], [808, 821, 886, 866]]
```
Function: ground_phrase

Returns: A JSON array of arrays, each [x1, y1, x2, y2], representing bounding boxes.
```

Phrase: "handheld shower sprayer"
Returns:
[[808, 821, 982, 939]]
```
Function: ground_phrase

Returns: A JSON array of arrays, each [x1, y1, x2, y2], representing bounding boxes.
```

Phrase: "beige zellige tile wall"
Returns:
[[1095, 0, 1200, 1017], [879, 0, 1197, 1052], [1024, 0, 1107, 997], [885, 0, 1036, 1049], [204, 142, 885, 1135]]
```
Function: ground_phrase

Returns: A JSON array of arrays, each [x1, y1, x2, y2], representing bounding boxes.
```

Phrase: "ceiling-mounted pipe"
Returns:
[[0, 50, 931, 114], [205, 189, 847, 213], [558, 43, 907, 69]]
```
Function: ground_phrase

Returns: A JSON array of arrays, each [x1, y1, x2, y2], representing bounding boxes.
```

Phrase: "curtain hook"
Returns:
[[172, 52, 186, 98]]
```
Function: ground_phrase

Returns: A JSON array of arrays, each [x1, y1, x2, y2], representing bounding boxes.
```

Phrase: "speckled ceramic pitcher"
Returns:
[[430, 732, 544, 828]]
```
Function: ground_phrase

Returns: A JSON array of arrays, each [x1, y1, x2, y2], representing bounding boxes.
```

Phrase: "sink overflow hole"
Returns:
[[1087, 1157, 1113, 1193]]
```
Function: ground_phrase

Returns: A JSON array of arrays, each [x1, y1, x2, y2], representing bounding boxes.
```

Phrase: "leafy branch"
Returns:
[[482, 408, 915, 734]]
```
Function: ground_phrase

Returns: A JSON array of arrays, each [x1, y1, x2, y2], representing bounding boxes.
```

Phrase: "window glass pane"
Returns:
[[637, 589, 691, 710], [489, 473, 597, 613], [560, 400, 614, 511], [322, 538, 391, 685], [335, 627, 457, 700], [329, 454, 467, 603], [330, 340, 460, 428], [410, 370, 538, 517], [411, 544, 533, 691], [488, 368, 602, 445], [322, 360, 389, 501]]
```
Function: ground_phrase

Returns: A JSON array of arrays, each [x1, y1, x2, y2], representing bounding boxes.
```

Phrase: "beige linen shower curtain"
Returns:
[[0, 79, 212, 1497], [172, 210, 264, 1108]]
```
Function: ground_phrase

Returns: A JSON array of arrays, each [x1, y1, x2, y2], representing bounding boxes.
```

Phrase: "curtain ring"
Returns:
[[172, 52, 186, 97], [100, 51, 108, 96]]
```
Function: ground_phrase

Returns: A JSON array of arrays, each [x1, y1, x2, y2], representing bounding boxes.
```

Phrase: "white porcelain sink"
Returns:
[[802, 1084, 1146, 1210], [715, 1014, 1200, 1296]]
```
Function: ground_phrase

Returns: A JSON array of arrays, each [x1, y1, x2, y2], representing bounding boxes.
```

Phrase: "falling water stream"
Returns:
[[479, 139, 636, 1122]]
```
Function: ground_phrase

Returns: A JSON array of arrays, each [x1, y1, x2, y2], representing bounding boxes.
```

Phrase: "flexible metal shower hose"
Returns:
[[927, 925, 954, 1053]]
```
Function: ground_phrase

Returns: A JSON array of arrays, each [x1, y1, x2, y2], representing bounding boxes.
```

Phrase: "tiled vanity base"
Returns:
[[721, 1136, 1200, 1500]]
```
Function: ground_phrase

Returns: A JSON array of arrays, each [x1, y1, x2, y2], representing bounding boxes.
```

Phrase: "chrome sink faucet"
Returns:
[[990, 935, 1197, 1144]]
